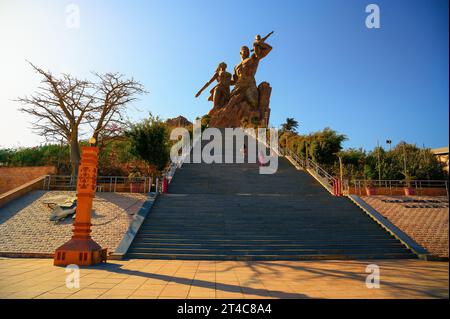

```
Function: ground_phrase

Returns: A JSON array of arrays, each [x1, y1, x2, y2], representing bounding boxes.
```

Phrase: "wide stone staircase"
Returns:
[[126, 132, 416, 260]]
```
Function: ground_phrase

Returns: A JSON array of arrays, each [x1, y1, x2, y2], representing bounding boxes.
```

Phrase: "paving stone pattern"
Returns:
[[0, 258, 447, 299], [361, 195, 449, 259], [0, 191, 147, 255]]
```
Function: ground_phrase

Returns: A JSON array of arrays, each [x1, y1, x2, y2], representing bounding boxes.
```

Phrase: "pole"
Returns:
[[377, 140, 381, 182], [403, 143, 407, 178], [54, 146, 106, 266]]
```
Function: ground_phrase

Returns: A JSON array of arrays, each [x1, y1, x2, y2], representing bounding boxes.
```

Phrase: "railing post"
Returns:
[[445, 180, 449, 198], [149, 176, 152, 193], [162, 175, 168, 193]]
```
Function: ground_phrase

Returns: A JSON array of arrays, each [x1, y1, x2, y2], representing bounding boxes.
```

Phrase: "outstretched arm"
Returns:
[[195, 72, 218, 98], [260, 31, 274, 42], [254, 42, 272, 60]]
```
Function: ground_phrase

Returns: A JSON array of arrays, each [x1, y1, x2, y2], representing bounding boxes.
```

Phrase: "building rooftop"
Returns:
[[431, 147, 449, 155]]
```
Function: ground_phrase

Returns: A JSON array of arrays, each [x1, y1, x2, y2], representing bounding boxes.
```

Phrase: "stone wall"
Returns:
[[0, 166, 56, 195], [0, 176, 46, 208]]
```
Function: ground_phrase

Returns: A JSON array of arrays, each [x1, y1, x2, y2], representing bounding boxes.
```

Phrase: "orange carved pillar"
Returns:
[[54, 146, 106, 266]]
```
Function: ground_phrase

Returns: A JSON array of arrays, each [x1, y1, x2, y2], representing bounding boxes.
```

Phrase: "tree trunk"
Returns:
[[92, 129, 100, 147], [69, 132, 81, 177]]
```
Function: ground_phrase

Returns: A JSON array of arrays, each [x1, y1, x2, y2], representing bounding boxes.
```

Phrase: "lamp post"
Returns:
[[386, 139, 392, 151], [377, 140, 381, 182], [334, 152, 344, 184], [54, 137, 106, 266]]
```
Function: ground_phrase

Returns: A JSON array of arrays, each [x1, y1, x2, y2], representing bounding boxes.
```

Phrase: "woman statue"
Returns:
[[195, 62, 232, 109]]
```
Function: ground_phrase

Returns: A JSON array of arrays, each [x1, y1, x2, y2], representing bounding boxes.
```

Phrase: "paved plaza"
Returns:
[[0, 191, 147, 256], [0, 258, 447, 299], [361, 196, 449, 259]]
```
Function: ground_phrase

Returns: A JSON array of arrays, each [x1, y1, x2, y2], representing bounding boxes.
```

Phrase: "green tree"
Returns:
[[0, 149, 13, 166], [126, 114, 170, 171], [281, 118, 299, 134], [336, 148, 366, 180]]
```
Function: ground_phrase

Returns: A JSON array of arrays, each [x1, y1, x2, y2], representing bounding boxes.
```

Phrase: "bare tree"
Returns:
[[17, 63, 146, 176], [90, 72, 146, 146], [17, 61, 95, 176]]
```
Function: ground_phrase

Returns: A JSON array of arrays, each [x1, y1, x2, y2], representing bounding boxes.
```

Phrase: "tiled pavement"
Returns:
[[361, 196, 449, 258], [0, 191, 147, 255], [0, 258, 448, 299]]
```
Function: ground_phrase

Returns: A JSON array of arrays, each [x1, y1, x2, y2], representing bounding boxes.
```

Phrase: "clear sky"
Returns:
[[0, 0, 448, 150]]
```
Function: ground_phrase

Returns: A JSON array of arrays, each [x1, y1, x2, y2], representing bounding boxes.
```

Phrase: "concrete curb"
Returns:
[[109, 193, 158, 260], [347, 194, 432, 260], [0, 252, 53, 258]]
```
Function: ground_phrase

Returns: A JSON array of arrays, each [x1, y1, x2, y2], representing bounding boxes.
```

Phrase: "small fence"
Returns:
[[282, 148, 448, 198], [43, 175, 165, 194], [42, 137, 191, 194], [349, 179, 449, 197]]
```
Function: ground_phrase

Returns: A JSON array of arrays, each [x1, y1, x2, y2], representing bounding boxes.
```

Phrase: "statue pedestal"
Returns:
[[208, 82, 272, 128], [54, 147, 106, 266]]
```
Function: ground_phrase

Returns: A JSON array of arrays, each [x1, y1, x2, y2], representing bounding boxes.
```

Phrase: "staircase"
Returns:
[[126, 131, 415, 260]]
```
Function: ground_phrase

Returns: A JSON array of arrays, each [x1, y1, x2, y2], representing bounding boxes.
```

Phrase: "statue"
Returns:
[[229, 31, 273, 108], [251, 31, 274, 54], [199, 32, 274, 128], [195, 62, 232, 109]]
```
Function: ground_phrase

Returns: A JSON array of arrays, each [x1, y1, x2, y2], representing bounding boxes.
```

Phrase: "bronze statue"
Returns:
[[251, 31, 274, 53], [229, 32, 273, 108], [199, 32, 274, 128], [195, 62, 232, 108]]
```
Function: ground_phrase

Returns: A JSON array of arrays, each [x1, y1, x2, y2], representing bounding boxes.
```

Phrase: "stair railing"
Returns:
[[243, 131, 343, 196], [161, 128, 202, 193], [284, 147, 343, 196]]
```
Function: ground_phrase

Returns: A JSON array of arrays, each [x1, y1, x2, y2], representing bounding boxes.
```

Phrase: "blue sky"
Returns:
[[0, 0, 448, 150]]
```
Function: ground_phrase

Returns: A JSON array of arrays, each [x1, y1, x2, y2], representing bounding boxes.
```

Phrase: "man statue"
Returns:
[[229, 31, 273, 108]]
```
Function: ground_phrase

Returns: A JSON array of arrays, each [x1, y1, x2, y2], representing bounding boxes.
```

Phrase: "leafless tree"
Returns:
[[17, 62, 146, 176], [17, 61, 95, 176], [90, 72, 146, 146]]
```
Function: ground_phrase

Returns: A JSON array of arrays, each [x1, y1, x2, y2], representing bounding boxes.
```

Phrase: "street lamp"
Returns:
[[386, 139, 392, 151]]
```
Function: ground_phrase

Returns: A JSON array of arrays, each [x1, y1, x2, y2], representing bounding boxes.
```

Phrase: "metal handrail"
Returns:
[[349, 179, 448, 187], [305, 158, 335, 192], [284, 147, 336, 193], [43, 175, 155, 193], [350, 179, 449, 197], [161, 129, 201, 191]]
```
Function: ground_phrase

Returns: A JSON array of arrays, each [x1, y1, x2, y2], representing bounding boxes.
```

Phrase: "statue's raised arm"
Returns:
[[252, 31, 273, 60]]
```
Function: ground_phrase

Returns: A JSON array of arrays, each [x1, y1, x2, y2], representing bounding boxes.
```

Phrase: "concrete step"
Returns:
[[131, 237, 399, 243], [126, 133, 415, 260], [125, 252, 417, 261]]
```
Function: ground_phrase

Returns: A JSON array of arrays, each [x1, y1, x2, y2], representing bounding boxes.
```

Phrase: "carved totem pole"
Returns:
[[54, 145, 106, 266]]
